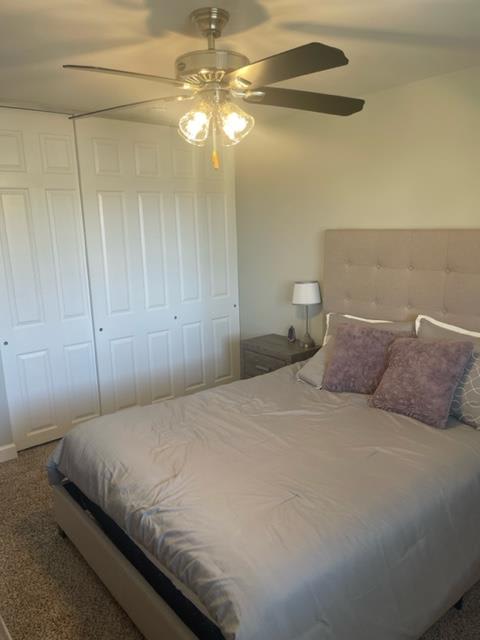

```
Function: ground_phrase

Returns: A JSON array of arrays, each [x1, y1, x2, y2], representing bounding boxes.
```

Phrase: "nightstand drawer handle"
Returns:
[[255, 364, 271, 373]]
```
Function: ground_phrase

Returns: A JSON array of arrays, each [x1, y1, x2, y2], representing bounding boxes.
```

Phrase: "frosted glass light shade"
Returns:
[[292, 281, 321, 305]]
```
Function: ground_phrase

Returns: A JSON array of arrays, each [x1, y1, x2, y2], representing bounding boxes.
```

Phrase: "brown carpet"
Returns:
[[0, 443, 479, 640]]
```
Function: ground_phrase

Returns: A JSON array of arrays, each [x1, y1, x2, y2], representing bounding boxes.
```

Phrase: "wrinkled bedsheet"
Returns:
[[48, 364, 480, 640]]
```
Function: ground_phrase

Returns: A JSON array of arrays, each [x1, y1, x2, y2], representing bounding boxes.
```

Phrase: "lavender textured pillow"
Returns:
[[297, 315, 413, 389], [322, 324, 398, 394], [371, 338, 474, 428]]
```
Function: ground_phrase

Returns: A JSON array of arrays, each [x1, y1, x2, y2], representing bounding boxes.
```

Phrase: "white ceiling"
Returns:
[[0, 0, 479, 125]]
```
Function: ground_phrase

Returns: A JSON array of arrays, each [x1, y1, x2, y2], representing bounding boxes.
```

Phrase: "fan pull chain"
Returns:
[[211, 123, 220, 170], [211, 150, 220, 170]]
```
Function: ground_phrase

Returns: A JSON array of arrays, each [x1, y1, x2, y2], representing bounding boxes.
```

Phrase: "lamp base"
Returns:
[[300, 332, 315, 349]]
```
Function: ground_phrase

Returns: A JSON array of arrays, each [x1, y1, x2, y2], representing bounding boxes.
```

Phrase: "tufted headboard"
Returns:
[[323, 229, 480, 332]]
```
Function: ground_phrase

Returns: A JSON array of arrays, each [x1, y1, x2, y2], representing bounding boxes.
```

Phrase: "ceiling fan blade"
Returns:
[[63, 65, 196, 89], [224, 43, 348, 89], [243, 87, 364, 116], [69, 95, 195, 120]]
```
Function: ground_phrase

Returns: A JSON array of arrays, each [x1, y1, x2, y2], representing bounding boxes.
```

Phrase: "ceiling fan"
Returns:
[[64, 7, 365, 168]]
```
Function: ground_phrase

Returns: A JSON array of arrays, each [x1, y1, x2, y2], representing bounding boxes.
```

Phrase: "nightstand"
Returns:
[[240, 333, 320, 379]]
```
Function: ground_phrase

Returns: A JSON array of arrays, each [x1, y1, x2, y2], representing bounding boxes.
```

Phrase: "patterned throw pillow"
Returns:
[[416, 316, 480, 428], [451, 353, 480, 429]]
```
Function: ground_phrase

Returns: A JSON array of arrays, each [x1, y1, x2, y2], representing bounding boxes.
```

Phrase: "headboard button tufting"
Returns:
[[323, 230, 480, 329]]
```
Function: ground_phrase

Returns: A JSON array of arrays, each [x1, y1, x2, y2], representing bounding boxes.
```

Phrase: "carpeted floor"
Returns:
[[0, 443, 479, 640]]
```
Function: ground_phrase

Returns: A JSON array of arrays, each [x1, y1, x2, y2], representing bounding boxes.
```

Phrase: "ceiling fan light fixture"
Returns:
[[217, 100, 255, 146], [178, 101, 212, 146], [177, 91, 254, 159]]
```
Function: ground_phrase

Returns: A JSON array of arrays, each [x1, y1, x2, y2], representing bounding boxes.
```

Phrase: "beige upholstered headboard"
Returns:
[[323, 229, 480, 332]]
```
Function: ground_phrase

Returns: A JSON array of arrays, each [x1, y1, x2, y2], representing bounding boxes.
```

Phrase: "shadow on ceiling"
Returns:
[[0, 6, 144, 68], [280, 22, 480, 51], [111, 0, 270, 37], [0, 1, 269, 70]]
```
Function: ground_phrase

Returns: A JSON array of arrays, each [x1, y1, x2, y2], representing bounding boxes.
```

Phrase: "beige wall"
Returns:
[[235, 65, 480, 343]]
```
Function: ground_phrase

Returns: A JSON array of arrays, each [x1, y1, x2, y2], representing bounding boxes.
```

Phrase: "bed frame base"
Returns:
[[52, 484, 197, 640]]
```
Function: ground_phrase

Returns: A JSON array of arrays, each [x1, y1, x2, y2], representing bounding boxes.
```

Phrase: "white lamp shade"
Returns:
[[292, 281, 321, 305]]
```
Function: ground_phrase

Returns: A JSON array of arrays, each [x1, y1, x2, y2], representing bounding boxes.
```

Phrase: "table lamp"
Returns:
[[292, 281, 321, 348]]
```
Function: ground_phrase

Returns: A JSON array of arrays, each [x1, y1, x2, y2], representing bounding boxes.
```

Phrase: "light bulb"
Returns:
[[217, 101, 255, 146], [177, 93, 254, 159], [178, 103, 211, 146]]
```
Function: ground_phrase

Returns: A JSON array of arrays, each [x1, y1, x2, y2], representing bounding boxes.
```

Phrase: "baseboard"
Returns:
[[0, 443, 17, 463]]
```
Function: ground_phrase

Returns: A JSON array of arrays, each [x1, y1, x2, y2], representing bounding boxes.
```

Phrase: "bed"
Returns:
[[48, 229, 480, 640]]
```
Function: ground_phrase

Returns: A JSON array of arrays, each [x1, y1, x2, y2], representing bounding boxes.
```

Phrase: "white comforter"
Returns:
[[48, 364, 480, 640]]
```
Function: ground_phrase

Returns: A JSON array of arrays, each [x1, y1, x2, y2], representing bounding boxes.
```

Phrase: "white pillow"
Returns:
[[415, 314, 480, 339], [323, 312, 393, 346]]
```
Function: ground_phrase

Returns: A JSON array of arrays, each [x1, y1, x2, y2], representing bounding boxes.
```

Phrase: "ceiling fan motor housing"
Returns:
[[175, 49, 250, 84]]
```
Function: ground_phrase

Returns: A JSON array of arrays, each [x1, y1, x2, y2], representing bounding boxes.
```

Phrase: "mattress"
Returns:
[[62, 480, 223, 639], [48, 364, 480, 640]]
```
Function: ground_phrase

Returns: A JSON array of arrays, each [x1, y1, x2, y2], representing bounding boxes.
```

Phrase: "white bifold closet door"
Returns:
[[0, 110, 99, 449], [75, 118, 240, 415]]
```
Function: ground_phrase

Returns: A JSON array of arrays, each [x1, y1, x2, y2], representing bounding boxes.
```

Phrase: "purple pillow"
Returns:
[[323, 323, 399, 394], [371, 338, 474, 428]]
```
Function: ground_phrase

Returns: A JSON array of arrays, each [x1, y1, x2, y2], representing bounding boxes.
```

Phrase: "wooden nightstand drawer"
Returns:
[[240, 334, 319, 379], [243, 349, 285, 378]]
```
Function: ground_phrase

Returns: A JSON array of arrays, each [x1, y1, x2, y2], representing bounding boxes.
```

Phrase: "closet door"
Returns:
[[75, 118, 239, 415], [0, 110, 99, 449]]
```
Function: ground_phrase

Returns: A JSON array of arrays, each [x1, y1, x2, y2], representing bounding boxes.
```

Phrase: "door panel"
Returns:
[[138, 192, 168, 310], [98, 191, 132, 315], [0, 189, 43, 325], [46, 189, 90, 320], [63, 342, 99, 424], [40, 135, 74, 174], [0, 130, 26, 172], [110, 336, 138, 411], [182, 321, 206, 392], [17, 349, 57, 437], [212, 315, 234, 382], [0, 110, 99, 449], [76, 118, 239, 413], [176, 192, 202, 304], [147, 330, 174, 403], [207, 192, 230, 298]]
